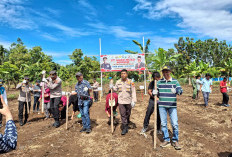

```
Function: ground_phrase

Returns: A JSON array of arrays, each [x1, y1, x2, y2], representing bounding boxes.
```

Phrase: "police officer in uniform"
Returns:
[[101, 57, 112, 70], [16, 76, 33, 126], [72, 72, 92, 133], [111, 69, 137, 135]]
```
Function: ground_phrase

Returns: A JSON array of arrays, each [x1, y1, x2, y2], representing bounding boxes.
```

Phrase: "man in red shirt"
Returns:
[[105, 90, 118, 125], [220, 77, 230, 107]]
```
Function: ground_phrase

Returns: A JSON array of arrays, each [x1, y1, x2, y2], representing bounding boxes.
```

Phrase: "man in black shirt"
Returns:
[[141, 72, 161, 134]]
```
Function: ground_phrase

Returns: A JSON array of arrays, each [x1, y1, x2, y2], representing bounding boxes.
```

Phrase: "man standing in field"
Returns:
[[33, 80, 41, 113], [141, 72, 161, 134], [92, 79, 99, 102], [111, 69, 136, 135], [153, 66, 183, 150], [196, 75, 201, 99], [72, 72, 92, 133], [200, 73, 212, 107], [42, 71, 62, 128], [16, 76, 33, 126], [220, 77, 230, 107]]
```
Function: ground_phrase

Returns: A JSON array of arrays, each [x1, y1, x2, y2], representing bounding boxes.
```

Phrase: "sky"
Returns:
[[1, 0, 232, 65]]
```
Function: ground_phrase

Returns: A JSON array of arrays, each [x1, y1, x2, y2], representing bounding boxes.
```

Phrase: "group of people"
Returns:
[[3, 65, 231, 153], [191, 74, 230, 107]]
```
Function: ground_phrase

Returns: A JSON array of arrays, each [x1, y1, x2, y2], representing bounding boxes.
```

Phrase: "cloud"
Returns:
[[148, 36, 178, 50], [0, 39, 12, 48], [40, 33, 59, 42], [87, 22, 148, 39], [78, 0, 97, 17], [133, 0, 232, 40]]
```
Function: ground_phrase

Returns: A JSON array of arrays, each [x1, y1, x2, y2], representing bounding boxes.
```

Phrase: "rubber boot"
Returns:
[[121, 124, 128, 135]]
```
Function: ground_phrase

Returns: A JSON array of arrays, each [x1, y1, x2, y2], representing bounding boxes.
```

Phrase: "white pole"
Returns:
[[99, 38, 103, 99], [143, 37, 147, 95]]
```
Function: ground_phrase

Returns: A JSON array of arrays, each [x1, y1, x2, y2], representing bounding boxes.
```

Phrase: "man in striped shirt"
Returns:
[[153, 66, 183, 150]]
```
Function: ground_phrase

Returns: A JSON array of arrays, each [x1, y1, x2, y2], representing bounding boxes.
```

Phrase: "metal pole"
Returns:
[[99, 38, 103, 99], [143, 37, 147, 95]]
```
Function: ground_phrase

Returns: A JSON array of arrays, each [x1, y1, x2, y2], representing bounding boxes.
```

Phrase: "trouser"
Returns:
[[196, 90, 200, 99], [44, 102, 51, 118], [143, 99, 161, 130], [50, 97, 61, 121], [222, 92, 229, 104], [79, 100, 91, 129], [202, 92, 210, 106], [93, 91, 98, 101], [33, 96, 40, 111], [159, 107, 179, 142], [18, 101, 31, 121], [119, 104, 132, 125], [192, 87, 197, 99]]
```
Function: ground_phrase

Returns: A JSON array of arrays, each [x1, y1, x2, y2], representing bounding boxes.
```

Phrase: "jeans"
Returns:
[[50, 97, 61, 121], [222, 92, 229, 104], [143, 99, 161, 130], [159, 107, 179, 142], [202, 92, 210, 106], [93, 91, 98, 101], [78, 100, 91, 129], [33, 96, 40, 111], [18, 101, 31, 121], [44, 102, 51, 118]]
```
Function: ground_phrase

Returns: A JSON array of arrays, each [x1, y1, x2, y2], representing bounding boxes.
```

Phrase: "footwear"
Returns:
[[157, 130, 162, 135], [24, 119, 28, 125], [225, 104, 230, 107], [20, 121, 24, 126], [121, 124, 128, 135], [80, 128, 87, 132], [172, 141, 182, 150], [107, 117, 111, 125], [86, 128, 92, 134], [53, 121, 60, 128], [160, 141, 171, 148], [140, 127, 148, 133]]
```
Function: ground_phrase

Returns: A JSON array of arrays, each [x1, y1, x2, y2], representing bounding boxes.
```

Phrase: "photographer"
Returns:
[[0, 95, 17, 153]]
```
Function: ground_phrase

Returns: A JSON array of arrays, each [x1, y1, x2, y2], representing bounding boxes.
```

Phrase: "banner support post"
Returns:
[[143, 37, 147, 95], [99, 38, 103, 100]]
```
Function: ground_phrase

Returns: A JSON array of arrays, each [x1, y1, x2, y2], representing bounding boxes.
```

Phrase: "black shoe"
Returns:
[[80, 128, 87, 132], [24, 119, 28, 125], [53, 121, 60, 128], [121, 124, 128, 135], [107, 117, 111, 125], [86, 128, 92, 134], [20, 121, 24, 126]]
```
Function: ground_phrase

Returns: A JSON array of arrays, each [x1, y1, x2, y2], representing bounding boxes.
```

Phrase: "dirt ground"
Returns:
[[1, 84, 232, 157]]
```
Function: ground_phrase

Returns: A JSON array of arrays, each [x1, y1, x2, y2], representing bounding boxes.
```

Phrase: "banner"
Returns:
[[100, 54, 146, 72]]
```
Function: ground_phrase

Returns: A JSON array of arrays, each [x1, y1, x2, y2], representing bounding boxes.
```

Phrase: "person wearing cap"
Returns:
[[16, 76, 33, 126], [72, 72, 92, 133], [101, 57, 112, 70], [42, 70, 62, 128], [92, 79, 99, 102], [153, 66, 183, 150], [33, 80, 41, 113], [200, 73, 212, 107], [135, 56, 145, 69], [220, 77, 230, 107], [111, 69, 137, 135], [0, 79, 8, 128]]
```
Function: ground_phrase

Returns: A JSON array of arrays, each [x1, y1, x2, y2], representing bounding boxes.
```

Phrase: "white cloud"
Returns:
[[133, 0, 232, 40], [0, 39, 12, 48], [87, 22, 148, 39], [40, 33, 59, 42], [78, 0, 97, 17]]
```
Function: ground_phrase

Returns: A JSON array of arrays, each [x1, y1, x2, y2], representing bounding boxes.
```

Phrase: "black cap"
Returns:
[[49, 70, 57, 75], [138, 56, 142, 58], [103, 57, 107, 60], [76, 72, 83, 77], [162, 66, 171, 71]]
